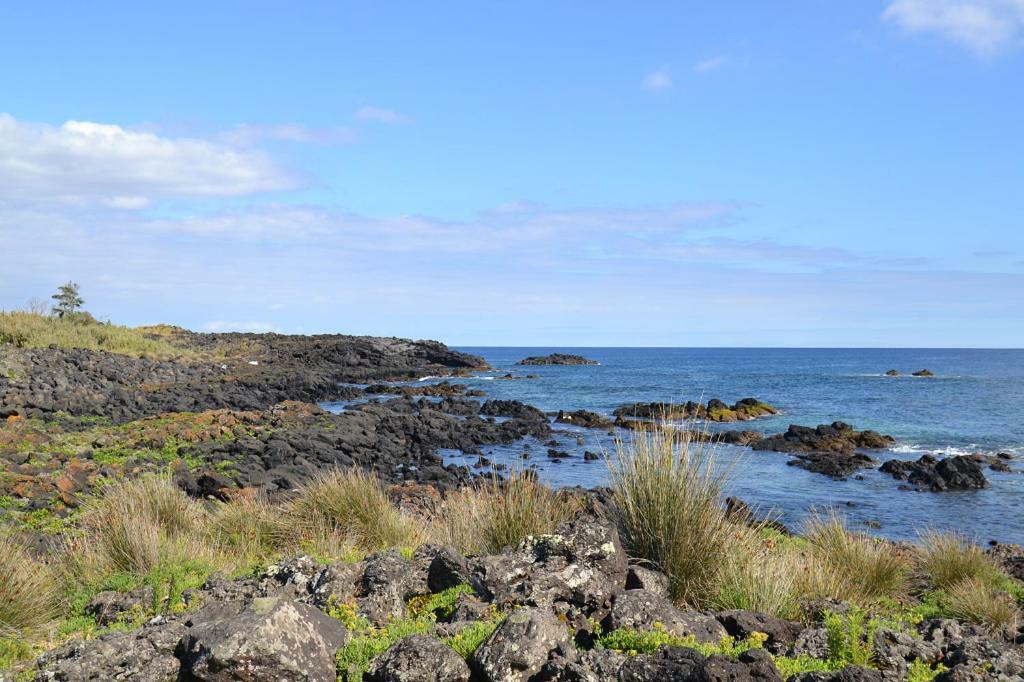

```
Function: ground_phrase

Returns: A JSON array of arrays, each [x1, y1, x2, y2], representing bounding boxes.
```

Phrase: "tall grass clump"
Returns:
[[0, 535, 57, 639], [287, 468, 422, 553], [73, 475, 207, 575], [917, 530, 1001, 591], [801, 512, 909, 603], [947, 577, 1021, 639], [714, 528, 800, 618], [435, 470, 580, 555], [607, 421, 734, 607], [208, 492, 286, 563], [0, 311, 191, 359]]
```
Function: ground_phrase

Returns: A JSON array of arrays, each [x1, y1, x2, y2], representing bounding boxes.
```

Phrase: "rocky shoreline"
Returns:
[[2, 327, 1023, 681]]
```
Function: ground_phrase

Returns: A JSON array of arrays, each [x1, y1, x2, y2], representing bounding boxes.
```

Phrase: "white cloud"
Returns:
[[694, 55, 729, 72], [0, 113, 295, 207], [643, 67, 673, 91], [353, 106, 412, 125], [883, 0, 1024, 55]]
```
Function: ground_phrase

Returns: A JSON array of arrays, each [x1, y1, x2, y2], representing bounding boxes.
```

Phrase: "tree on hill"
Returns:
[[51, 282, 84, 318]]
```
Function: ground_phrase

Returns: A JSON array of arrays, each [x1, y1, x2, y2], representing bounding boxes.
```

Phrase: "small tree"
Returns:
[[51, 282, 84, 318]]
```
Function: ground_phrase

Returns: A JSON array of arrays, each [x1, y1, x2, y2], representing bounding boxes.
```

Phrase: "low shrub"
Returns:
[[0, 311, 190, 359]]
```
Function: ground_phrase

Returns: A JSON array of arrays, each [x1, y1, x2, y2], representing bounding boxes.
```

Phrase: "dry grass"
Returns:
[[918, 530, 1001, 591], [69, 475, 210, 576], [0, 535, 57, 639], [286, 468, 423, 552], [802, 511, 909, 603], [0, 311, 191, 359], [434, 470, 581, 555], [606, 421, 735, 607], [947, 577, 1021, 639], [713, 527, 800, 618], [208, 492, 286, 562]]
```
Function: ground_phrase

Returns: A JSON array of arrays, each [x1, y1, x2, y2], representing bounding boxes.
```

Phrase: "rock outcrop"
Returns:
[[516, 354, 598, 366], [880, 454, 988, 491]]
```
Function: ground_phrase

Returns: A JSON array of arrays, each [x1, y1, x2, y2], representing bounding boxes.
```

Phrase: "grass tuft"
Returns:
[[946, 577, 1021, 639], [606, 421, 734, 607], [287, 468, 423, 553], [917, 530, 1001, 591], [802, 511, 909, 603], [434, 470, 580, 555], [0, 535, 57, 639]]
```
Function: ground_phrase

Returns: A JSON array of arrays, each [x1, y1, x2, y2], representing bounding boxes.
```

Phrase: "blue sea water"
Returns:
[[443, 348, 1024, 544], [324, 348, 1024, 543]]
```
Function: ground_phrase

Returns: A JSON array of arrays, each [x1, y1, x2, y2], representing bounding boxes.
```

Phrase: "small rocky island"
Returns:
[[516, 353, 598, 366]]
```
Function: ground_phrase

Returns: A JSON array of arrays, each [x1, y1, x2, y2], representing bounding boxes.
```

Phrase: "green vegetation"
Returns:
[[334, 586, 503, 681], [436, 469, 582, 555], [0, 534, 57, 665], [0, 311, 192, 359], [606, 423, 736, 606], [50, 282, 85, 318], [287, 468, 424, 553]]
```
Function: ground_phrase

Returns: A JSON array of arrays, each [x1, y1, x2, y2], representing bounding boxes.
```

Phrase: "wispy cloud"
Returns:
[[643, 66, 673, 91], [220, 123, 358, 146], [203, 320, 278, 332], [354, 106, 413, 125], [0, 113, 294, 208], [694, 55, 729, 72], [883, 0, 1024, 56]]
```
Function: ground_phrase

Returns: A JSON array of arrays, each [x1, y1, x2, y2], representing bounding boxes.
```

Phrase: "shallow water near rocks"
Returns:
[[331, 347, 1024, 543]]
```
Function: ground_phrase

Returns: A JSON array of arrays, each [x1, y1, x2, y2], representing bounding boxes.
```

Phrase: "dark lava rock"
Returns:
[[613, 398, 777, 423], [605, 589, 727, 644], [618, 646, 782, 682], [470, 607, 571, 681], [427, 546, 473, 593], [85, 586, 156, 626], [367, 634, 471, 682], [177, 597, 348, 682], [790, 667, 883, 682], [35, 614, 187, 680], [752, 422, 895, 456], [880, 454, 988, 491], [516, 354, 598, 366], [786, 451, 878, 480], [470, 517, 626, 613], [625, 566, 670, 597], [717, 610, 804, 654], [0, 333, 486, 423], [555, 410, 614, 430]]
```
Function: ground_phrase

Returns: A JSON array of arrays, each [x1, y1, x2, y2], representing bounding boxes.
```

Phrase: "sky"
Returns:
[[1, 1, 1023, 347]]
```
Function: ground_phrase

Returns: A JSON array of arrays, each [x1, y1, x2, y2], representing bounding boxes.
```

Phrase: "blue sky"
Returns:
[[1, 1, 1022, 346]]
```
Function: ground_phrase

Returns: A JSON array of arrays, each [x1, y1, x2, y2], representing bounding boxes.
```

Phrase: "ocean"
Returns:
[[437, 347, 1024, 544]]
